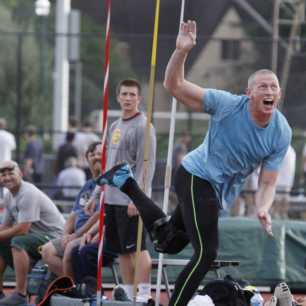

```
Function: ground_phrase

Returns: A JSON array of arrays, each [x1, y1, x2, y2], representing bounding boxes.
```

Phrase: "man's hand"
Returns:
[[257, 211, 273, 236], [176, 20, 197, 53], [61, 233, 77, 247], [127, 203, 138, 217], [80, 232, 92, 248]]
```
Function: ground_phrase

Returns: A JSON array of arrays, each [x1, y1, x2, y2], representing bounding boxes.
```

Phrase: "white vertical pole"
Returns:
[[155, 2, 185, 305], [271, 0, 280, 73], [53, 0, 71, 149]]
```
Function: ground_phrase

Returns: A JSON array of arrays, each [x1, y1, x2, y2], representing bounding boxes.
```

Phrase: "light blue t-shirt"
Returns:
[[182, 89, 292, 209]]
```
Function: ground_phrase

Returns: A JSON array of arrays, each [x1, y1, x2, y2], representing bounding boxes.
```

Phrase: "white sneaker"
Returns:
[[274, 282, 293, 306], [136, 294, 152, 303]]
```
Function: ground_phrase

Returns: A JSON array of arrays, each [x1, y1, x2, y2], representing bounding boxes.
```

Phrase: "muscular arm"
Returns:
[[255, 168, 278, 235], [0, 222, 31, 240], [164, 21, 205, 112]]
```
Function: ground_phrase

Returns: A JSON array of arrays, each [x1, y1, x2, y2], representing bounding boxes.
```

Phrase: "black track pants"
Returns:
[[169, 166, 220, 306], [121, 165, 220, 306]]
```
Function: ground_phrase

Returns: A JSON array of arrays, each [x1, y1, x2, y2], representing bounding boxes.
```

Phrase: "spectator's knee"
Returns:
[[40, 242, 54, 263]]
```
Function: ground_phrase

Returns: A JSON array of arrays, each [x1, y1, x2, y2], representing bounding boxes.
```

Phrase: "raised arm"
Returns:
[[255, 168, 278, 236], [164, 20, 205, 112]]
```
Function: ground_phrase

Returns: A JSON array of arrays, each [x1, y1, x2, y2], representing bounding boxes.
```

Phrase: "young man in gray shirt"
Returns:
[[104, 79, 156, 302], [0, 160, 65, 306]]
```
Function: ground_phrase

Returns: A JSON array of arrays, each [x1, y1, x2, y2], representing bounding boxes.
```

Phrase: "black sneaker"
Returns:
[[150, 217, 189, 254], [112, 285, 131, 301], [146, 298, 164, 306], [96, 163, 134, 188]]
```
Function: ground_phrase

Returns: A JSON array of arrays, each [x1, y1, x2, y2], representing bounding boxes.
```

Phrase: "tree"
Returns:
[[0, 2, 137, 132]]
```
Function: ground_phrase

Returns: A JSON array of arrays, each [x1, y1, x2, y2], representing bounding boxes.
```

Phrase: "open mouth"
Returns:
[[263, 100, 274, 106]]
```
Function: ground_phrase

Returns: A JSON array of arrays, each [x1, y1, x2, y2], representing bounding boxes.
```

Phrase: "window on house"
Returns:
[[221, 39, 241, 60]]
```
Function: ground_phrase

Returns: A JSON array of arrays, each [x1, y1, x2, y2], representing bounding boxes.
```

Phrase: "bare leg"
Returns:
[[119, 251, 151, 300], [119, 254, 135, 284], [119, 251, 151, 284], [0, 256, 7, 293], [133, 250, 151, 284], [63, 239, 81, 278], [12, 248, 30, 295], [41, 242, 63, 276]]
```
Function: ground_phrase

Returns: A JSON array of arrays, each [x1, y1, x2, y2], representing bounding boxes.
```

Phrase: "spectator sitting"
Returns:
[[40, 142, 102, 281], [23, 125, 44, 184], [70, 221, 117, 287], [0, 160, 65, 306], [54, 132, 78, 176], [271, 145, 296, 219], [56, 157, 86, 200]]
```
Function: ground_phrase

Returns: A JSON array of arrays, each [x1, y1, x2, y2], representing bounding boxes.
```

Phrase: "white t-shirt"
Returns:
[[57, 167, 86, 198], [0, 129, 16, 162], [276, 145, 296, 189]]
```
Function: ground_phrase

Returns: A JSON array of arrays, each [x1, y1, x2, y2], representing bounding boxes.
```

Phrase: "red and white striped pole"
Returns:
[[96, 0, 111, 304]]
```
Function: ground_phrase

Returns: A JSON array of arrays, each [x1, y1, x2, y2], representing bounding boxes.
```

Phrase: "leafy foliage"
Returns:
[[0, 1, 137, 133]]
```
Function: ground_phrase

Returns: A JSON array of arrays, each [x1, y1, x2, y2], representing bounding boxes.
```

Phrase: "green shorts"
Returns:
[[0, 232, 52, 267]]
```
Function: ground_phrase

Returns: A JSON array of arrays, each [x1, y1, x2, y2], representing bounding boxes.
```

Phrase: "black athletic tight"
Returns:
[[121, 165, 220, 306], [170, 166, 220, 306]]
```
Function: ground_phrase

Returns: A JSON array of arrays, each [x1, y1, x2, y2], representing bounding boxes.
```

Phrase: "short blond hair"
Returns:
[[247, 69, 279, 88]]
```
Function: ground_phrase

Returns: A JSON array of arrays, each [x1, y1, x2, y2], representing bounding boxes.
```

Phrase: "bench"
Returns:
[[151, 258, 240, 298], [110, 258, 240, 299], [25, 258, 239, 301]]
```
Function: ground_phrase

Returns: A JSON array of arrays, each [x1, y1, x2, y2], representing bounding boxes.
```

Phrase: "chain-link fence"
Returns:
[[1, 4, 306, 218]]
